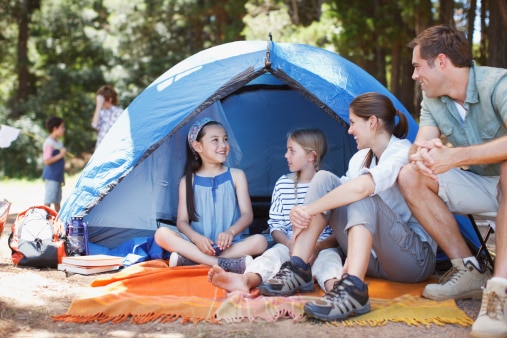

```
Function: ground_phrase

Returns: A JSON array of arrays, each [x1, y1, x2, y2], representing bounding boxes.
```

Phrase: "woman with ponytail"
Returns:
[[258, 92, 436, 322]]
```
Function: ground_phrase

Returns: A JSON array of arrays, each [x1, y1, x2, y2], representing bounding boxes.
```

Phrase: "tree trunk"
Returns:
[[487, 1, 507, 68], [467, 0, 477, 50], [488, 1, 507, 67], [478, 0, 488, 65], [439, 0, 454, 26], [412, 0, 434, 119], [11, 0, 32, 118], [390, 43, 401, 96]]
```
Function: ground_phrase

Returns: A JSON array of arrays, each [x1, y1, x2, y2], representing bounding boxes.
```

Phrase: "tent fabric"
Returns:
[[59, 41, 420, 249]]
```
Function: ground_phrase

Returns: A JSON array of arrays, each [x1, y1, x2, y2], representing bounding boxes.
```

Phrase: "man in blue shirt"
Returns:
[[398, 25, 507, 337]]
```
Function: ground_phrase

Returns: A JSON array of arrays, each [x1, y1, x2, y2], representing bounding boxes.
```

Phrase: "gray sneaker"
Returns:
[[422, 258, 490, 300], [258, 261, 314, 296], [304, 274, 370, 321], [218, 255, 252, 273], [169, 252, 197, 267]]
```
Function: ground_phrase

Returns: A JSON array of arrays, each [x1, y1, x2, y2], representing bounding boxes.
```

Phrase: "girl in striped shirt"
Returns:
[[209, 128, 343, 293]]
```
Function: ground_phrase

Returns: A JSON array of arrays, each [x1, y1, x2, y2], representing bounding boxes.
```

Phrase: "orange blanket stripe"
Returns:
[[53, 261, 224, 324]]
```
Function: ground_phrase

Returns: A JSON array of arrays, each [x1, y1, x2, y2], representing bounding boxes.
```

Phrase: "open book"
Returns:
[[62, 254, 123, 267]]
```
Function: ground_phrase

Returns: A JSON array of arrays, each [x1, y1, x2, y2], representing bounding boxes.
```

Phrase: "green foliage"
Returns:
[[1, 0, 248, 178], [0, 0, 493, 179]]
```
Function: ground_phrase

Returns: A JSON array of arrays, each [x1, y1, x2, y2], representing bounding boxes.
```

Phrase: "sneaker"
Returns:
[[217, 255, 253, 274], [169, 252, 197, 267], [304, 274, 370, 321], [470, 278, 507, 338], [422, 258, 490, 301], [258, 261, 314, 296]]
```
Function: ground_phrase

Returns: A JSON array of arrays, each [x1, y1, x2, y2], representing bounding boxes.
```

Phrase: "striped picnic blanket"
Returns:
[[52, 259, 473, 327]]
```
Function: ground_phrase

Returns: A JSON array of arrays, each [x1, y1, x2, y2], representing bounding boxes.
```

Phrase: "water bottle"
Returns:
[[66, 216, 89, 256]]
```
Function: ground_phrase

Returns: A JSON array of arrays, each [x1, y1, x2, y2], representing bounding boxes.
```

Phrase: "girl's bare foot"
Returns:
[[208, 265, 250, 294]]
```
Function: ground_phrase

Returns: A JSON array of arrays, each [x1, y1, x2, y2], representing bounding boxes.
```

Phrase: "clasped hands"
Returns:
[[410, 138, 455, 181]]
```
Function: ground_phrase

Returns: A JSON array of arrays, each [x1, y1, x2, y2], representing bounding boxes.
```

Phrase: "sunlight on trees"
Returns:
[[0, 0, 504, 179]]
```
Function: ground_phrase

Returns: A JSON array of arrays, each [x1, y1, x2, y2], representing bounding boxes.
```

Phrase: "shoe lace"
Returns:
[[480, 290, 506, 320], [438, 266, 464, 285], [271, 262, 293, 280], [324, 278, 353, 301]]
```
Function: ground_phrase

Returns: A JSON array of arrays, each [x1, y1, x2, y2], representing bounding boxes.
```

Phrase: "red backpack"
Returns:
[[8, 206, 66, 268]]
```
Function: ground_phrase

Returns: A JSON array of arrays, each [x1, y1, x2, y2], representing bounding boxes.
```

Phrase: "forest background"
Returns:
[[1, 0, 506, 179]]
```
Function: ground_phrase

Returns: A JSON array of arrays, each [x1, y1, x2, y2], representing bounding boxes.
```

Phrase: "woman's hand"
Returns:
[[290, 206, 312, 229], [290, 206, 312, 243]]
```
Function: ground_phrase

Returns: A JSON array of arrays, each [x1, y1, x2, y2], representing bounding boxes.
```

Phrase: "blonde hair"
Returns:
[[287, 128, 327, 200]]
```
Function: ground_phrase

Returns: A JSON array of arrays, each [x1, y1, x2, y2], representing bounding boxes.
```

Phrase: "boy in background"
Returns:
[[42, 116, 66, 212]]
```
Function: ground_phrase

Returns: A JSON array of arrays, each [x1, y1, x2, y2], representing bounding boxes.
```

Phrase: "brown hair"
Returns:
[[408, 25, 473, 68], [45, 116, 64, 133], [96, 85, 119, 106], [350, 92, 408, 168]]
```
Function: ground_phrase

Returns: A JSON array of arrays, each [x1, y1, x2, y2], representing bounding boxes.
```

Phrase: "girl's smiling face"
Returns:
[[194, 124, 229, 163]]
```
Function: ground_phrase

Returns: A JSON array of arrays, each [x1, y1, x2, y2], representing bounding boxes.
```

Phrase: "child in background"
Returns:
[[154, 118, 267, 273], [91, 85, 123, 149], [208, 128, 343, 294], [42, 116, 66, 212]]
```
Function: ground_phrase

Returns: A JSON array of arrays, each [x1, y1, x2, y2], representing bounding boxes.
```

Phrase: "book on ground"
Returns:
[[62, 254, 124, 267], [58, 263, 121, 275]]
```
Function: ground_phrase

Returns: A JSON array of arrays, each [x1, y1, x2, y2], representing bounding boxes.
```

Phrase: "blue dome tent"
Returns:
[[59, 41, 421, 249]]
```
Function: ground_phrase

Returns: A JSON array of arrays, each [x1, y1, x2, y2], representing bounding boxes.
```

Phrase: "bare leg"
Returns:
[[220, 234, 267, 258], [208, 265, 261, 294], [154, 227, 218, 266], [291, 213, 327, 263], [494, 161, 507, 278], [398, 164, 472, 259], [343, 225, 372, 281]]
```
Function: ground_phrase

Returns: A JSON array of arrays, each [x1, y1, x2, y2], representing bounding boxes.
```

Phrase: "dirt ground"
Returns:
[[0, 181, 486, 337]]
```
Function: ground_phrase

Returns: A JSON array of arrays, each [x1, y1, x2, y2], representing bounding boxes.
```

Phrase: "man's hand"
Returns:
[[409, 138, 444, 181]]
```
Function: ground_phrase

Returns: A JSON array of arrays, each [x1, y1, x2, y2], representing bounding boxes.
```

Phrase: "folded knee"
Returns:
[[397, 163, 418, 191]]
